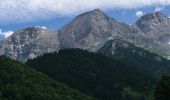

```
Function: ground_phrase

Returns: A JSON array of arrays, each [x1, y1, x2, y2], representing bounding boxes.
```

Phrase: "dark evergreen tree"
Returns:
[[27, 48, 156, 100], [155, 76, 170, 100], [0, 56, 95, 100]]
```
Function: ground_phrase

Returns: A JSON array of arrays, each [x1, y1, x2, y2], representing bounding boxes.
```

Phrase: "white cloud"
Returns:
[[35, 26, 47, 29], [0, 29, 14, 38], [155, 7, 164, 12], [135, 11, 144, 17], [1, 0, 170, 24], [41, 26, 47, 29]]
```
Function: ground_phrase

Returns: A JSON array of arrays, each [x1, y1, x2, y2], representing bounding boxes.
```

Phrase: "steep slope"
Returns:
[[1, 10, 170, 62], [155, 76, 170, 100], [98, 39, 170, 78], [0, 10, 166, 62], [0, 27, 59, 62], [58, 9, 150, 52], [27, 49, 156, 100], [0, 56, 95, 100], [135, 12, 170, 56], [136, 12, 170, 38]]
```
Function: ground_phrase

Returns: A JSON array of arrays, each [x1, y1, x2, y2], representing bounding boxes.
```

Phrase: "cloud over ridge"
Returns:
[[0, 0, 170, 24], [135, 11, 145, 17], [0, 29, 13, 38]]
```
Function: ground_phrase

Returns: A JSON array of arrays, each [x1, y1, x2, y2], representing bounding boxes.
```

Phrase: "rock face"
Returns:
[[1, 9, 170, 62], [58, 9, 170, 57], [0, 27, 59, 62], [135, 12, 170, 56], [58, 9, 150, 52], [136, 12, 170, 38]]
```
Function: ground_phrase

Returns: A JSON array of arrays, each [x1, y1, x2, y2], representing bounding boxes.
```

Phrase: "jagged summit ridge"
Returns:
[[58, 9, 149, 52], [76, 9, 110, 18], [1, 10, 170, 62], [58, 9, 115, 50], [134, 11, 170, 56], [0, 27, 59, 62], [135, 11, 170, 37]]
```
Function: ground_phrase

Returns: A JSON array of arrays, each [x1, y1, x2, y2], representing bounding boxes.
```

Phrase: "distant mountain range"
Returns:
[[1, 9, 170, 100], [1, 9, 170, 62]]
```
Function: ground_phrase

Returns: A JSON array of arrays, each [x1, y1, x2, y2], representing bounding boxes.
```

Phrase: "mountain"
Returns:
[[0, 27, 59, 62], [0, 56, 95, 100], [26, 49, 156, 100], [136, 12, 170, 38], [98, 38, 170, 78], [1, 10, 170, 62], [58, 10, 170, 58], [58, 9, 151, 52], [135, 12, 170, 57]]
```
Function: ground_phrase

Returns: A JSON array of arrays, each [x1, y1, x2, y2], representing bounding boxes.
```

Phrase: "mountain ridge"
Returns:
[[98, 38, 170, 78], [0, 27, 59, 62], [58, 9, 151, 51], [0, 9, 170, 61]]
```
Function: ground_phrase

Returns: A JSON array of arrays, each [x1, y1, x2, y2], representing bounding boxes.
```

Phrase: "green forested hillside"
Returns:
[[0, 56, 95, 100], [26, 49, 156, 100], [98, 39, 170, 78], [155, 76, 170, 100]]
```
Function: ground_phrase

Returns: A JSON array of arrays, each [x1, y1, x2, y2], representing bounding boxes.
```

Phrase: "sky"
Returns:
[[1, 0, 170, 39]]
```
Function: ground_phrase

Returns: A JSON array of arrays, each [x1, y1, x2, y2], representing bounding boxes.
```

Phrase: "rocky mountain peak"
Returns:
[[135, 12, 170, 38], [136, 12, 167, 25], [20, 26, 48, 32], [7, 27, 52, 45], [1, 10, 170, 62], [87, 9, 103, 14], [146, 11, 166, 18], [58, 9, 153, 52], [154, 11, 166, 17], [58, 9, 118, 51], [10, 27, 48, 38], [92, 9, 102, 12], [73, 9, 115, 27], [0, 27, 59, 62], [77, 9, 108, 18]]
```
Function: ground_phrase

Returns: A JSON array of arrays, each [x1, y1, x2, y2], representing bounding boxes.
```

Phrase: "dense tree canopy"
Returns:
[[98, 40, 170, 79], [0, 56, 95, 100], [155, 76, 170, 100], [27, 48, 156, 100]]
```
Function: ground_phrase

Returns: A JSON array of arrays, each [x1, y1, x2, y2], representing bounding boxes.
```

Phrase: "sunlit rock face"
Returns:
[[136, 12, 170, 38], [58, 9, 150, 52], [0, 27, 59, 62], [135, 12, 170, 56], [1, 10, 170, 62]]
